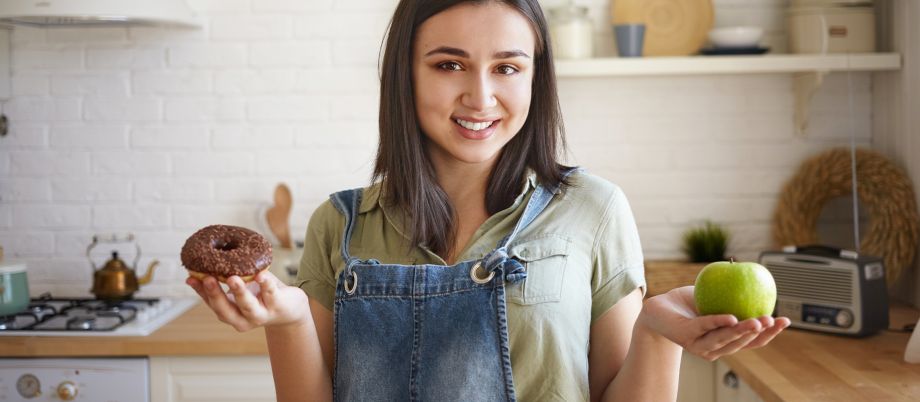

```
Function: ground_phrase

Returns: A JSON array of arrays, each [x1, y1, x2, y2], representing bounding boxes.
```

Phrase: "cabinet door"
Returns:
[[150, 356, 276, 402], [715, 360, 764, 402], [678, 351, 715, 402]]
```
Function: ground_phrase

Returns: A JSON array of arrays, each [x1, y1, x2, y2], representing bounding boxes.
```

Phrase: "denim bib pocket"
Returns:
[[506, 235, 571, 305]]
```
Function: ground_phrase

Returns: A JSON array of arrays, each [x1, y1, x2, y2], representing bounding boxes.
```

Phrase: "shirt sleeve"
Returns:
[[590, 184, 647, 323], [295, 199, 343, 311]]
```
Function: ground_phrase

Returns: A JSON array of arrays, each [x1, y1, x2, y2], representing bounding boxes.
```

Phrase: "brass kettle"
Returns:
[[87, 234, 158, 300]]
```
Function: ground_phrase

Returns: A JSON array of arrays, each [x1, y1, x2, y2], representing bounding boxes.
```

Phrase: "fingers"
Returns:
[[200, 276, 255, 332], [689, 318, 762, 361], [705, 316, 792, 360], [185, 276, 208, 303], [744, 317, 791, 350], [256, 271, 280, 307], [227, 276, 268, 325], [697, 314, 739, 332], [710, 329, 762, 358]]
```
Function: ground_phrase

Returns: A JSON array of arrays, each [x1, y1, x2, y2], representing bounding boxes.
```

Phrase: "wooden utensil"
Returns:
[[611, 0, 714, 56], [266, 183, 293, 249]]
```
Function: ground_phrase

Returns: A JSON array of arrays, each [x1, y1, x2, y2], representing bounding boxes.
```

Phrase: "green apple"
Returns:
[[694, 260, 777, 321]]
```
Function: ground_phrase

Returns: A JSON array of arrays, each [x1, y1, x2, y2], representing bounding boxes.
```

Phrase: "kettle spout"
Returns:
[[139, 260, 159, 286]]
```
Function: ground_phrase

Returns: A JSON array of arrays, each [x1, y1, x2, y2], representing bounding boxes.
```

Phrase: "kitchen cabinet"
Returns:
[[678, 353, 763, 402], [150, 356, 276, 402], [677, 351, 714, 402], [715, 360, 764, 402]]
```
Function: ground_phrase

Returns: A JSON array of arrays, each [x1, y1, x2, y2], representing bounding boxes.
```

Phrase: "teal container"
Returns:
[[0, 262, 29, 316]]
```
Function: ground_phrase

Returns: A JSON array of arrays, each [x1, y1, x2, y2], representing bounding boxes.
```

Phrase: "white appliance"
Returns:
[[0, 0, 199, 27], [0, 297, 198, 400], [0, 296, 197, 337], [0, 358, 148, 401]]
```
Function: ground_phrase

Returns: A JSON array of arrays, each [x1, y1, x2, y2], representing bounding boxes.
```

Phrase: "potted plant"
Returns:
[[682, 220, 730, 263]]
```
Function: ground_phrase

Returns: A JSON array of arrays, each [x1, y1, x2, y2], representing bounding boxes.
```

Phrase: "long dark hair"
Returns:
[[374, 0, 570, 257]]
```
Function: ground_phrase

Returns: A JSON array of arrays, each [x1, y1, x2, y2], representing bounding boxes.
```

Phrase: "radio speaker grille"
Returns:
[[765, 262, 853, 305]]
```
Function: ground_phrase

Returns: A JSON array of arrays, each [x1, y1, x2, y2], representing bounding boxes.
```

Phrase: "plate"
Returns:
[[611, 0, 714, 56], [699, 46, 770, 55]]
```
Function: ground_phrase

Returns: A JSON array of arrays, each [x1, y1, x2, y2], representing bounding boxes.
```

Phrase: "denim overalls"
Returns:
[[329, 171, 572, 402]]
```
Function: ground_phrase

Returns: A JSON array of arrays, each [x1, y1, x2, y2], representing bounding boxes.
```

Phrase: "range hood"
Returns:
[[0, 0, 199, 28]]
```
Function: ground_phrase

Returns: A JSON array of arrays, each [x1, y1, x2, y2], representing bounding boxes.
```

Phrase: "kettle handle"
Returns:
[[86, 233, 142, 271]]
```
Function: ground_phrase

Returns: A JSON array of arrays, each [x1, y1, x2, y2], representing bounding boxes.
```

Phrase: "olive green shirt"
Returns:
[[297, 170, 646, 401]]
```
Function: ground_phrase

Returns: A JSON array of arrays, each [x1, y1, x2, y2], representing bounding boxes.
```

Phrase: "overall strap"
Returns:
[[480, 167, 581, 282], [329, 188, 364, 271], [500, 166, 580, 248]]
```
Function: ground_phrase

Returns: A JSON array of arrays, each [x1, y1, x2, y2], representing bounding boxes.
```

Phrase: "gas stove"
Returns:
[[0, 294, 197, 337]]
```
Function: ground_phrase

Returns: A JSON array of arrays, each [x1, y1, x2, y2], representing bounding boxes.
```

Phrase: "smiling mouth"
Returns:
[[454, 118, 498, 131]]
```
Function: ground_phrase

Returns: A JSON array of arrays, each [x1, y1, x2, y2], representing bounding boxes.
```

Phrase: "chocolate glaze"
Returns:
[[181, 225, 272, 277]]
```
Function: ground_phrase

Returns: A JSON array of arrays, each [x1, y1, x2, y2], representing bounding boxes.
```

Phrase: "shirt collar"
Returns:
[[361, 169, 539, 241]]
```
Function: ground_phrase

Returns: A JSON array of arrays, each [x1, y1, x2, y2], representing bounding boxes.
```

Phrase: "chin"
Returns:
[[444, 146, 504, 165]]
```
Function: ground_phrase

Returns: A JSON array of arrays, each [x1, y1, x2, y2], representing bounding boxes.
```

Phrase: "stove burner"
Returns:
[[29, 303, 54, 314], [0, 311, 41, 330], [0, 295, 162, 333], [67, 315, 97, 330]]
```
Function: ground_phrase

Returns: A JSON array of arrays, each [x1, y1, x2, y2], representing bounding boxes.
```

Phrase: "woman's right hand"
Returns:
[[186, 270, 311, 332]]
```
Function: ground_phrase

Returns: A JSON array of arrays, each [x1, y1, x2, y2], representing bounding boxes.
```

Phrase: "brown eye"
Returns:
[[496, 65, 519, 75], [438, 61, 462, 71]]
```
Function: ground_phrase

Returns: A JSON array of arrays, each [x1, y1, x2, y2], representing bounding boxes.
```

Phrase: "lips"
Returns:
[[454, 118, 495, 131], [453, 117, 500, 140]]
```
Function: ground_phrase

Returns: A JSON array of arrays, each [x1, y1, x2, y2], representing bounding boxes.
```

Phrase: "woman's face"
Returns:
[[413, 2, 536, 169]]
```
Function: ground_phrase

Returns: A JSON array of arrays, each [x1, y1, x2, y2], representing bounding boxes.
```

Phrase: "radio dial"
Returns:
[[835, 310, 854, 328], [57, 381, 79, 401]]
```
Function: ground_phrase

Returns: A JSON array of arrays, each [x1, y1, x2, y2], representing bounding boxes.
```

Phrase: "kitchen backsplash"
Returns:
[[0, 0, 873, 297]]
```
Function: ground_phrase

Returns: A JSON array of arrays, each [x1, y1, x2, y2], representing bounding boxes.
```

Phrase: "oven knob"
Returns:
[[56, 381, 79, 400], [16, 374, 42, 398], [835, 309, 854, 328]]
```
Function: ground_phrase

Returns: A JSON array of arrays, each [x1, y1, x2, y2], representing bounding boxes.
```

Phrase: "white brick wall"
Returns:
[[0, 0, 877, 297]]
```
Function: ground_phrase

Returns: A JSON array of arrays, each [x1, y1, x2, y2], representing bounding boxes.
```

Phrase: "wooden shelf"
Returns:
[[554, 52, 901, 77], [555, 52, 902, 136]]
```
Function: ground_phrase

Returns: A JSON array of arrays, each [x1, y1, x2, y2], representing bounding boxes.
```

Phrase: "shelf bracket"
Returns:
[[793, 71, 828, 136]]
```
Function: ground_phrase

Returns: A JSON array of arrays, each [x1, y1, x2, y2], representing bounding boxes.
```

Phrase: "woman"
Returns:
[[187, 1, 790, 401]]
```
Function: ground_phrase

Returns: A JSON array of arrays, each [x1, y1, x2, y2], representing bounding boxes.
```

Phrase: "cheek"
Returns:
[[503, 80, 532, 121], [415, 72, 455, 116]]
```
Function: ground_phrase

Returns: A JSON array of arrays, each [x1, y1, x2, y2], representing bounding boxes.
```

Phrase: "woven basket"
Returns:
[[773, 147, 920, 288]]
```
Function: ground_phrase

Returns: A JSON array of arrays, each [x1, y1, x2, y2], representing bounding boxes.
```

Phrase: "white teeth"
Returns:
[[455, 118, 495, 131]]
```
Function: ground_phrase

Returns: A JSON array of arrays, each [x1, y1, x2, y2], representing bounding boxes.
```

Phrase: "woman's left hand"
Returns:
[[639, 286, 791, 361]]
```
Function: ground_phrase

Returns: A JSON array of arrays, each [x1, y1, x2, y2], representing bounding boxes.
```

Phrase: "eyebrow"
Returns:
[[423, 46, 531, 59]]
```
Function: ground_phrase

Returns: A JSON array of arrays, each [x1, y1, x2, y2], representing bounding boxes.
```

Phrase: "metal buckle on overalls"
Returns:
[[470, 262, 495, 284], [344, 271, 358, 294]]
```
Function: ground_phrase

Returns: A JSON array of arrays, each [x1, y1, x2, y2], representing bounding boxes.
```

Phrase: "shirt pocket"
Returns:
[[505, 235, 571, 305]]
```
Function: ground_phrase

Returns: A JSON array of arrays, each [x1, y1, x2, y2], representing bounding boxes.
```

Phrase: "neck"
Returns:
[[431, 156, 494, 214], [429, 154, 496, 264]]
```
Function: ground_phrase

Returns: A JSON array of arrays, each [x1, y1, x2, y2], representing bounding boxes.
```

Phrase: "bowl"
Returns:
[[707, 26, 764, 49]]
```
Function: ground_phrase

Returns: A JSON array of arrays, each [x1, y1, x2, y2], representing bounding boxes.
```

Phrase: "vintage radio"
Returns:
[[758, 245, 888, 337]]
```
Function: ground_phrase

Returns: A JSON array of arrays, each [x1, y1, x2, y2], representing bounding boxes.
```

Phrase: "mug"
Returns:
[[614, 23, 645, 57]]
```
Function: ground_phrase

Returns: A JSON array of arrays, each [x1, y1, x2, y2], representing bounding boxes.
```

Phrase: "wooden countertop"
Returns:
[[645, 260, 920, 402], [0, 303, 268, 357], [3, 261, 920, 402], [723, 302, 920, 402]]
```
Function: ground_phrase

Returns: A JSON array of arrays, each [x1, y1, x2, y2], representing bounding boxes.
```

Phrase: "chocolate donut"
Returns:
[[181, 225, 272, 283]]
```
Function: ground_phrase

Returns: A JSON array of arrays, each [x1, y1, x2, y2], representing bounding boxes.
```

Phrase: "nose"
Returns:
[[461, 71, 497, 111]]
